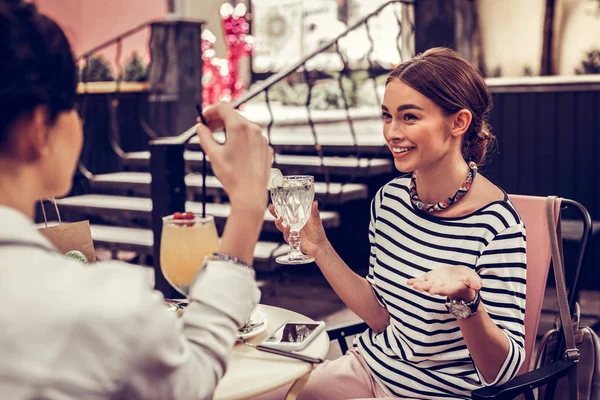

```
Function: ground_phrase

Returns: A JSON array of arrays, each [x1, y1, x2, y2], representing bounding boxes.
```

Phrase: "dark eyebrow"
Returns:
[[397, 104, 424, 112], [381, 104, 424, 112]]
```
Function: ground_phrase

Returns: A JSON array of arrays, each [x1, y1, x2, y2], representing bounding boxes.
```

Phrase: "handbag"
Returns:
[[535, 196, 600, 400], [37, 197, 96, 263]]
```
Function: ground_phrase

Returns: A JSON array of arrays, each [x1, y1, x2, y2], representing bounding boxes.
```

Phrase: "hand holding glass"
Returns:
[[270, 175, 315, 264]]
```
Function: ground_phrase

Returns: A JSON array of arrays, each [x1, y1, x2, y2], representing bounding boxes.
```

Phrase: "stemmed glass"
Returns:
[[160, 213, 220, 296], [270, 175, 315, 265]]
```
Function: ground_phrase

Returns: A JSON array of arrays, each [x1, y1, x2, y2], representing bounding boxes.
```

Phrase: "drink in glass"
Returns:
[[270, 175, 315, 264], [160, 213, 220, 296]]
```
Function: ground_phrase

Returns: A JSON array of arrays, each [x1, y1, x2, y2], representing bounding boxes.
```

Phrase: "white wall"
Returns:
[[181, 0, 600, 77], [478, 0, 600, 77], [185, 0, 249, 58], [557, 0, 600, 74], [477, 0, 545, 76]]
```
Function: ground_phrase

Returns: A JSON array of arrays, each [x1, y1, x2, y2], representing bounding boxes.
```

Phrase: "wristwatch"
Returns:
[[205, 252, 256, 279], [445, 290, 481, 319]]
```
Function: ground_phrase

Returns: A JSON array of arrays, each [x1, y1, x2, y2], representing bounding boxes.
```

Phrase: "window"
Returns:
[[251, 0, 413, 73]]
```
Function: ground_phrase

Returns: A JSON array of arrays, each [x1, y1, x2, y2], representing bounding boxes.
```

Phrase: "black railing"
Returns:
[[192, 0, 414, 204], [232, 0, 414, 107], [77, 0, 415, 186], [158, 0, 415, 199], [239, 0, 412, 204], [77, 21, 157, 181], [77, 21, 158, 62], [68, 3, 415, 293], [148, 1, 415, 293]]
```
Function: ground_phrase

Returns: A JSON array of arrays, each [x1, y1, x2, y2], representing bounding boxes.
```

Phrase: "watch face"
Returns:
[[448, 303, 472, 319]]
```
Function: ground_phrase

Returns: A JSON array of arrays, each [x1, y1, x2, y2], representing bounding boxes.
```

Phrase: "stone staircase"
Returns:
[[55, 105, 396, 275]]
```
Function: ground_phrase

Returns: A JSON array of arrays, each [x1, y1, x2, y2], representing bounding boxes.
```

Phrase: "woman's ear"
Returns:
[[9, 106, 50, 161], [450, 109, 472, 138]]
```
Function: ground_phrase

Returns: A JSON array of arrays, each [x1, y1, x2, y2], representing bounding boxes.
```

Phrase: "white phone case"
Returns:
[[260, 321, 326, 351]]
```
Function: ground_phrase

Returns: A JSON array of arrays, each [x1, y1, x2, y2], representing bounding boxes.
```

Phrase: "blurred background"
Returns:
[[35, 0, 600, 77], [31, 0, 600, 344]]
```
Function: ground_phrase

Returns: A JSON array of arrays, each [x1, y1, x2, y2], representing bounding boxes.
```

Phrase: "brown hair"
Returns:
[[386, 47, 495, 166], [0, 0, 76, 148]]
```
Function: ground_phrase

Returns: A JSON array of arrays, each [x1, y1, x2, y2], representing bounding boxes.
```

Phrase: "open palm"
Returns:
[[407, 266, 482, 300]]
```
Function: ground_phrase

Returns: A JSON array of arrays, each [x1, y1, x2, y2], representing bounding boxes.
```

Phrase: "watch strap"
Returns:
[[206, 252, 256, 279], [446, 290, 481, 318]]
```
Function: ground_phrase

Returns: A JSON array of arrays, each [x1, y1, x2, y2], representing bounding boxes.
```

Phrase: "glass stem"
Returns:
[[289, 229, 302, 256]]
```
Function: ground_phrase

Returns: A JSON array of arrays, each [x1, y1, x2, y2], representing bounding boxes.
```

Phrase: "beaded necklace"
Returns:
[[410, 162, 477, 213]]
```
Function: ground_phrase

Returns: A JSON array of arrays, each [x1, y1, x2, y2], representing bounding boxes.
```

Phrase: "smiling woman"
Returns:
[[384, 47, 496, 170], [261, 47, 527, 400]]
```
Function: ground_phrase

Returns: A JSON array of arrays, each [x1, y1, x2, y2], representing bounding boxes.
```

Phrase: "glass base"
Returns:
[[275, 253, 315, 265]]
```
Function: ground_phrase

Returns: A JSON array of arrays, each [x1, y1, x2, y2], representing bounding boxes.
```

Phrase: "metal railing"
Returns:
[[76, 1, 415, 186], [236, 0, 414, 203], [145, 0, 415, 291], [233, 0, 414, 107], [70, 3, 415, 293], [146, 0, 415, 205], [77, 20, 158, 182], [152, 0, 415, 203], [77, 21, 158, 62]]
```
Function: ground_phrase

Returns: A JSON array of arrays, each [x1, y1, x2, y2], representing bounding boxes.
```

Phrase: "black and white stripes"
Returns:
[[359, 177, 527, 399]]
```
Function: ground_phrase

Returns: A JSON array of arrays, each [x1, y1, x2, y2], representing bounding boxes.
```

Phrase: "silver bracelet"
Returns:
[[208, 252, 256, 279]]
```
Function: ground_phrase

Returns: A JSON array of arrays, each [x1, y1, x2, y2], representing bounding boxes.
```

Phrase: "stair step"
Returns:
[[122, 151, 392, 176], [239, 103, 381, 127], [39, 222, 289, 272], [90, 172, 369, 203], [185, 130, 388, 156], [54, 195, 340, 231]]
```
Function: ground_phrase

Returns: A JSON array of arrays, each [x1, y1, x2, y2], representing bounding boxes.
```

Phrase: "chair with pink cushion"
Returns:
[[471, 196, 591, 399]]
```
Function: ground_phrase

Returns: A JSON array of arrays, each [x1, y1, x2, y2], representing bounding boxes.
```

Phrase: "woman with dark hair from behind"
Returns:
[[0, 1, 273, 399], [260, 47, 526, 399]]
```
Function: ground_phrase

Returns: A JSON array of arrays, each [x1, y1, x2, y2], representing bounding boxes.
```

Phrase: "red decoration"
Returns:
[[201, 29, 226, 107], [201, 3, 254, 108]]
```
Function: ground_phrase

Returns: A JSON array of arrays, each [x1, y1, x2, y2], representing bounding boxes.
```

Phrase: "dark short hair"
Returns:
[[387, 47, 495, 166], [0, 0, 77, 147]]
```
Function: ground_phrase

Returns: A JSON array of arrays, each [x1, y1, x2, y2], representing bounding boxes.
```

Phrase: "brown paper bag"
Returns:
[[38, 198, 96, 263]]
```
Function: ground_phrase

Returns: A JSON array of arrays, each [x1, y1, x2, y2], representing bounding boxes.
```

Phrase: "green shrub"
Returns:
[[124, 52, 148, 82], [80, 55, 114, 82], [576, 49, 600, 74]]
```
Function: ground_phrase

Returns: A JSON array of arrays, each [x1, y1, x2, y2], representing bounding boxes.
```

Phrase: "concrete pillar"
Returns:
[[147, 20, 204, 137], [414, 0, 477, 63]]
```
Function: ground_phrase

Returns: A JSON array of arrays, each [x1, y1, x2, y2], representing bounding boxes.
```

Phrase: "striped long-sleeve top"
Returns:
[[356, 176, 527, 399]]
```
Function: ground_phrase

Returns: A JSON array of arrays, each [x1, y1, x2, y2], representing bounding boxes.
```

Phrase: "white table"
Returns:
[[214, 304, 330, 400]]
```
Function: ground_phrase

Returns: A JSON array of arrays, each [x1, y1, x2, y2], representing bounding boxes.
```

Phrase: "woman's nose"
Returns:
[[384, 123, 406, 141]]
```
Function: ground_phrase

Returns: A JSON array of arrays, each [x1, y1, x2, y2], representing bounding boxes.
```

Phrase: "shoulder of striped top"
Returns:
[[370, 174, 412, 219], [376, 174, 412, 201]]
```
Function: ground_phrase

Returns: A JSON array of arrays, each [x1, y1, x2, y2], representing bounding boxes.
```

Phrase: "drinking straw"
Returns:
[[195, 104, 207, 218]]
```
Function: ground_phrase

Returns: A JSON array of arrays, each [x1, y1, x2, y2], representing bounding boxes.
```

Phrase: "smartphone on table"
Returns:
[[260, 321, 326, 351]]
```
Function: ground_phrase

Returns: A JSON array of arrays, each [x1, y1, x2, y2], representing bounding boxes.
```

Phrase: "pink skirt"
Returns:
[[253, 349, 404, 399]]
